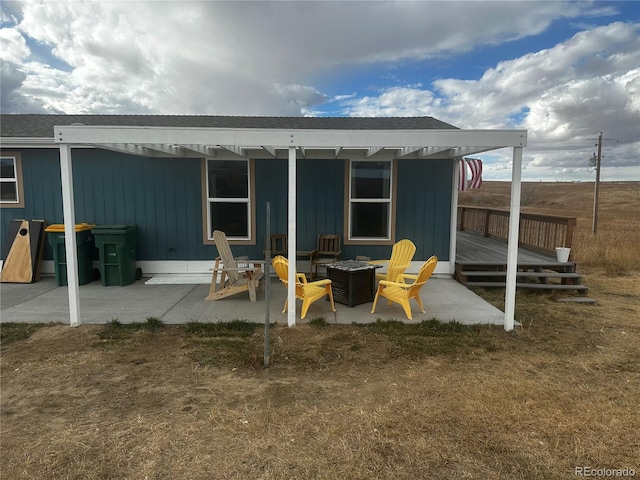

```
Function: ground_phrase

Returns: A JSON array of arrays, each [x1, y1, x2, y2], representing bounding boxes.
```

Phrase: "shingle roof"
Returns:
[[1, 114, 458, 138]]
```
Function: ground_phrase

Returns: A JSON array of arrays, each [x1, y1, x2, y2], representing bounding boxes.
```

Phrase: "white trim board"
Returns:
[[37, 259, 452, 277], [145, 274, 211, 285]]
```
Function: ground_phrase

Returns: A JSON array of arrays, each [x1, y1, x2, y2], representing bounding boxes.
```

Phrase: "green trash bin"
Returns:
[[92, 225, 141, 286], [44, 223, 96, 286]]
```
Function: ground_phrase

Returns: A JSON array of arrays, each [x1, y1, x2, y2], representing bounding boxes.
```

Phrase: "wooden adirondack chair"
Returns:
[[370, 239, 416, 283], [310, 234, 341, 279], [263, 234, 287, 258], [205, 230, 264, 302], [371, 255, 437, 320], [272, 255, 336, 319]]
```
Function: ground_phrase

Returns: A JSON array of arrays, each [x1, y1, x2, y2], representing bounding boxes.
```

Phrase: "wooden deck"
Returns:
[[456, 231, 559, 265], [455, 231, 591, 296]]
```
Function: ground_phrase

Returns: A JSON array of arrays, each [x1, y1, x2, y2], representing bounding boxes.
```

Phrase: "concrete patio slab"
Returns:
[[1, 275, 506, 327]]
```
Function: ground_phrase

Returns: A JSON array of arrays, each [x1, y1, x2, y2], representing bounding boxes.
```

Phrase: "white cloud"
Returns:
[[1, 0, 609, 116], [341, 22, 640, 180], [1, 1, 637, 180]]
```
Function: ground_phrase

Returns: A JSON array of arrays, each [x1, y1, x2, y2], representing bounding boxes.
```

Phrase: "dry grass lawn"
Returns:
[[1, 182, 638, 479]]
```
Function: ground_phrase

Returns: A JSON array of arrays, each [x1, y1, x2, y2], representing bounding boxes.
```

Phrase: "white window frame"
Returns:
[[0, 152, 25, 208], [346, 159, 395, 244], [202, 158, 255, 245]]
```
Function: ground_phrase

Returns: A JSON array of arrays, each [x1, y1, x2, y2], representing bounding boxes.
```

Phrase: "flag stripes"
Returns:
[[458, 157, 483, 191]]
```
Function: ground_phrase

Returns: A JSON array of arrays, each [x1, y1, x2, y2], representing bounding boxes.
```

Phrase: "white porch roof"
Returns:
[[49, 121, 526, 331], [53, 124, 525, 160]]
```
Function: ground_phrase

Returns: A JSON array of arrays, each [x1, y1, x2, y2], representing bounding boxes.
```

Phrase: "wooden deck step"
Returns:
[[460, 271, 582, 279], [457, 261, 577, 269], [556, 297, 597, 304], [467, 282, 589, 292], [456, 230, 590, 295]]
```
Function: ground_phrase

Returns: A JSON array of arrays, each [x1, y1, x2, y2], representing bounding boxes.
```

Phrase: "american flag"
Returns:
[[458, 157, 483, 191]]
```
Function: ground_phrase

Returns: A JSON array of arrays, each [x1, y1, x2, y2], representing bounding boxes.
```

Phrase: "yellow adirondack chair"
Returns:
[[370, 239, 416, 283], [272, 255, 336, 319], [371, 256, 438, 320], [205, 230, 264, 302]]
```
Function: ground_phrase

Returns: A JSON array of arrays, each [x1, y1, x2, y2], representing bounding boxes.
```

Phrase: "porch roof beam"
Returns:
[[140, 143, 186, 157], [449, 146, 499, 158], [55, 126, 527, 150], [99, 143, 170, 157], [366, 147, 384, 158], [397, 146, 427, 159], [218, 144, 247, 158], [261, 146, 277, 158], [183, 144, 218, 158]]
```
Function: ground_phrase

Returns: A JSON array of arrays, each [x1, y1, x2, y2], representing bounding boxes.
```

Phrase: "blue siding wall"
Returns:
[[254, 158, 344, 254], [395, 159, 452, 261], [296, 159, 344, 250], [1, 150, 452, 263], [254, 158, 452, 261], [72, 149, 211, 261], [0, 149, 218, 262], [1, 149, 63, 259], [254, 159, 288, 256], [340, 159, 452, 262]]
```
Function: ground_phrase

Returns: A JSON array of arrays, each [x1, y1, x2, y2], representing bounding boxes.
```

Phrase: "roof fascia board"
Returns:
[[419, 146, 502, 159], [54, 126, 527, 149], [1, 137, 58, 148]]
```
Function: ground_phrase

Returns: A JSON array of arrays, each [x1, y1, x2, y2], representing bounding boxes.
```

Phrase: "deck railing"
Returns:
[[457, 206, 576, 255]]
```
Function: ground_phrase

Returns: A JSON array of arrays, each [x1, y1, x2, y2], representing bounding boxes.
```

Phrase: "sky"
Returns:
[[1, 0, 639, 182]]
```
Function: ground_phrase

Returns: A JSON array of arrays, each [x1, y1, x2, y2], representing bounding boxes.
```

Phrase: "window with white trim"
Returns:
[[0, 153, 24, 208], [348, 160, 393, 241], [205, 159, 252, 241]]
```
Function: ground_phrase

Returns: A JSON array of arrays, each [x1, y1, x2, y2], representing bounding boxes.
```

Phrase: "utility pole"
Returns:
[[592, 132, 603, 234]]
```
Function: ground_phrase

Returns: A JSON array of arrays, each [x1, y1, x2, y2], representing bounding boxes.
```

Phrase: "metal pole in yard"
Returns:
[[592, 132, 603, 234], [264, 202, 271, 368]]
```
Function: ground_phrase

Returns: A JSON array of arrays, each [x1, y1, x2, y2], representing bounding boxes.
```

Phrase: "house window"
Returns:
[[347, 160, 394, 242], [203, 158, 255, 244], [0, 153, 24, 208]]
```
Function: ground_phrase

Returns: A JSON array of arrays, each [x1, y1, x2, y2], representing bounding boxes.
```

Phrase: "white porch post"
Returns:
[[504, 146, 523, 331], [449, 159, 461, 275], [59, 144, 82, 327], [287, 146, 297, 327]]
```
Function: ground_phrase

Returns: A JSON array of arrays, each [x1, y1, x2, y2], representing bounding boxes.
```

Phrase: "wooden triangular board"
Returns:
[[0, 220, 46, 283], [1, 220, 33, 282]]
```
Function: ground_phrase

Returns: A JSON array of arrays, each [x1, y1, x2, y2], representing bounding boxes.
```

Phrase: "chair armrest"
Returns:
[[368, 260, 388, 265], [296, 273, 308, 284], [379, 280, 412, 289], [399, 273, 418, 281], [219, 267, 258, 272], [309, 279, 332, 287]]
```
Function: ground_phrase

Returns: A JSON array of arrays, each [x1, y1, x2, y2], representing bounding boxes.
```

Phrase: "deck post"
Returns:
[[59, 144, 82, 327], [287, 145, 297, 327], [504, 146, 523, 331]]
